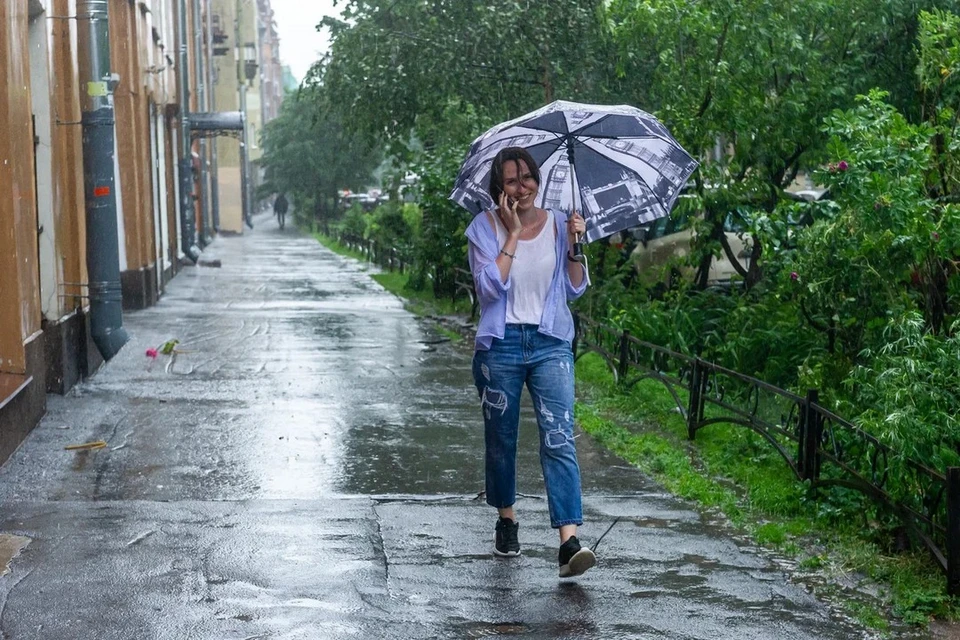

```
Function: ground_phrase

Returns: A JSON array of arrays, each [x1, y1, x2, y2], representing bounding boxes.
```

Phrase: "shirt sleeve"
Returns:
[[468, 239, 511, 305], [565, 262, 588, 300]]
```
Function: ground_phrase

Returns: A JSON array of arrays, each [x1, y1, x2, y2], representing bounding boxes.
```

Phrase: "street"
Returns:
[[0, 214, 873, 639]]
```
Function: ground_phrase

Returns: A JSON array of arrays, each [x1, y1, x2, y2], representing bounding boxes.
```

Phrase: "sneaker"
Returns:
[[558, 536, 596, 578], [494, 517, 520, 557]]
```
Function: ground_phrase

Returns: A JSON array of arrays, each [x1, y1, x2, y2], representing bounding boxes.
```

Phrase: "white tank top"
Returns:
[[495, 211, 556, 325]]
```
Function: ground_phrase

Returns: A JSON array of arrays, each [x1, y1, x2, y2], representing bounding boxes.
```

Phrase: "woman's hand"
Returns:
[[498, 192, 522, 238], [566, 210, 585, 244]]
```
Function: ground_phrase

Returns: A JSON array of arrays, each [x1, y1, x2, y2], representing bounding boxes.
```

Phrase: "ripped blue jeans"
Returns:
[[472, 324, 583, 528]]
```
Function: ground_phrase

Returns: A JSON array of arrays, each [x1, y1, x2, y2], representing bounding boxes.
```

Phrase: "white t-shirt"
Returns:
[[494, 211, 556, 325]]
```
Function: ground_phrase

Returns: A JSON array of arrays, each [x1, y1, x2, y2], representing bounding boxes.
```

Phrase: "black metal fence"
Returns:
[[572, 311, 960, 596], [336, 233, 411, 274], [333, 233, 478, 320]]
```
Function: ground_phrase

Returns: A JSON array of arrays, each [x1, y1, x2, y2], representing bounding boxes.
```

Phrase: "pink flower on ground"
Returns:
[[933, 232, 940, 242], [837, 161, 849, 171], [145, 348, 158, 359], [790, 272, 799, 281]]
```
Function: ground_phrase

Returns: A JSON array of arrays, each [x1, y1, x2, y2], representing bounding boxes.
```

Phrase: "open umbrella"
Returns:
[[450, 100, 698, 256]]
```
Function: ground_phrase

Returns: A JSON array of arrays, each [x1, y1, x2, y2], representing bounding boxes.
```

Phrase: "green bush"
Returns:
[[338, 204, 369, 239], [408, 144, 472, 296], [847, 313, 960, 473]]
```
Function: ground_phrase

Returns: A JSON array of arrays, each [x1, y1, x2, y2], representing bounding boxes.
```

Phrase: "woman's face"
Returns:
[[501, 159, 538, 211]]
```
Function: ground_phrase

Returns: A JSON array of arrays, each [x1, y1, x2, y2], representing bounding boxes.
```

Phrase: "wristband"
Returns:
[[500, 249, 516, 259]]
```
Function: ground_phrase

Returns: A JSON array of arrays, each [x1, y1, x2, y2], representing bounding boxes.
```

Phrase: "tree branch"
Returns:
[[800, 298, 830, 334], [718, 231, 750, 279], [696, 18, 732, 120]]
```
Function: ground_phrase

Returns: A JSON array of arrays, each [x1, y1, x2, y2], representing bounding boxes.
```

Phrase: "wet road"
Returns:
[[0, 213, 873, 639]]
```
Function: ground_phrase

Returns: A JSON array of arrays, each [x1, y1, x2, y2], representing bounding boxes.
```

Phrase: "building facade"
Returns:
[[0, 0, 283, 464]]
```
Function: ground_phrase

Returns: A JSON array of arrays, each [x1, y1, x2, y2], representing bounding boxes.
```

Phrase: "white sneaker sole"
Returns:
[[493, 534, 520, 557], [559, 547, 596, 578]]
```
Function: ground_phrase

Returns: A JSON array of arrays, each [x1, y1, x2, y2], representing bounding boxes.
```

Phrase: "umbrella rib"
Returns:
[[568, 113, 681, 147], [569, 113, 614, 136], [466, 131, 564, 168], [574, 133, 672, 141]]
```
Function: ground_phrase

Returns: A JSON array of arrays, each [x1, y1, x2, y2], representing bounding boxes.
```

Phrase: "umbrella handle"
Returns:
[[571, 234, 584, 262]]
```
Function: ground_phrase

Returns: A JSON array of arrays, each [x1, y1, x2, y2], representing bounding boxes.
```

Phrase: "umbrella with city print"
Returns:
[[450, 100, 698, 256]]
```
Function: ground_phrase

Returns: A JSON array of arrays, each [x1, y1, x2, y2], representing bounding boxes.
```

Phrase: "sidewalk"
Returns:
[[0, 213, 875, 639]]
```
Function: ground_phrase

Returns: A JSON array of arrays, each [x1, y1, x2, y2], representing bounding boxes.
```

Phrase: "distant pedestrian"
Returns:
[[464, 146, 594, 578], [274, 193, 288, 230]]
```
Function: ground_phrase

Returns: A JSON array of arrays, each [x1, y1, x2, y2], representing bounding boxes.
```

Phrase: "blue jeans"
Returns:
[[472, 324, 583, 528]]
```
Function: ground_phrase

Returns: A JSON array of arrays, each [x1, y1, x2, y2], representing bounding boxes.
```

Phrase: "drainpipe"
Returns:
[[205, 0, 220, 231], [177, 0, 201, 262], [239, 91, 252, 229], [77, 0, 129, 360], [235, 6, 253, 229], [193, 0, 211, 246]]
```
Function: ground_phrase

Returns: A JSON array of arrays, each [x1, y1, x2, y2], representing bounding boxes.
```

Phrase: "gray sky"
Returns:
[[270, 0, 340, 83]]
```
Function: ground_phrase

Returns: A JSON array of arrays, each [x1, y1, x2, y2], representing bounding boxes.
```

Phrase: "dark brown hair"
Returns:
[[489, 147, 541, 205]]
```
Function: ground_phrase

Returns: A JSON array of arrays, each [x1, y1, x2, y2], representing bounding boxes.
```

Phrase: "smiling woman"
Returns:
[[463, 146, 595, 578]]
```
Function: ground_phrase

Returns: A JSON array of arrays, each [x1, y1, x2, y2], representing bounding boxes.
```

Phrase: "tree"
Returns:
[[259, 85, 380, 225], [317, 0, 618, 150], [607, 0, 947, 290]]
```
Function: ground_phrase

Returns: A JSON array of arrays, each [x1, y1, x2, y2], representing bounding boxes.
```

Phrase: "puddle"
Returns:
[[460, 622, 532, 637], [454, 618, 598, 637], [0, 534, 31, 576]]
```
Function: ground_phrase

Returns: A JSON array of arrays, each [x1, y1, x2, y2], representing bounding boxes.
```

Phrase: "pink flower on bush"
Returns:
[[790, 272, 799, 281], [837, 160, 849, 171], [145, 348, 158, 359], [933, 232, 940, 242]]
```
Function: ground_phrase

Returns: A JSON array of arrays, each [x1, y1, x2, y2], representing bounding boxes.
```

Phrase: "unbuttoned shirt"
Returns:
[[465, 208, 588, 351]]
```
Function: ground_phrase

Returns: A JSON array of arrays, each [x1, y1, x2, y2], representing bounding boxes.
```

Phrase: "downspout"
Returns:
[[235, 4, 253, 229], [77, 0, 129, 360], [239, 93, 252, 229], [177, 0, 201, 261], [205, 0, 220, 231], [193, 0, 210, 245]]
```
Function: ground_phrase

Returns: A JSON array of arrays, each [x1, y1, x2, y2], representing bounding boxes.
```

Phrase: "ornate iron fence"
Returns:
[[336, 233, 411, 274], [572, 311, 960, 595], [333, 234, 478, 320]]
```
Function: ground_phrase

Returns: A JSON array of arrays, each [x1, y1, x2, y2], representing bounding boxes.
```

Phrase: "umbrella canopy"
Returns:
[[450, 100, 698, 244]]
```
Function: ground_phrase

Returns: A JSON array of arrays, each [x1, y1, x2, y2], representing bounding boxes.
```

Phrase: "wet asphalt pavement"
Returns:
[[0, 213, 877, 639]]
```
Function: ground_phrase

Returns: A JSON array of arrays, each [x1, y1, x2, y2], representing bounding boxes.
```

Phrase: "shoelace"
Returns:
[[591, 517, 621, 553]]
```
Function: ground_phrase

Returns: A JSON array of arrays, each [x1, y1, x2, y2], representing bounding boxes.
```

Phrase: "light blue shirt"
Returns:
[[465, 209, 588, 351]]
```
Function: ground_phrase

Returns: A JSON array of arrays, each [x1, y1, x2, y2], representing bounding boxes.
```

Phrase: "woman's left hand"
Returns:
[[567, 210, 585, 242]]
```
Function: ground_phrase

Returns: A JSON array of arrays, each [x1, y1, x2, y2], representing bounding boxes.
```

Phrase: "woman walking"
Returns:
[[465, 146, 595, 578]]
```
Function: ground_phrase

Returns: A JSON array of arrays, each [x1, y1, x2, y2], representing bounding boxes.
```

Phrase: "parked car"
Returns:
[[630, 196, 753, 288], [340, 193, 379, 213], [628, 186, 830, 289]]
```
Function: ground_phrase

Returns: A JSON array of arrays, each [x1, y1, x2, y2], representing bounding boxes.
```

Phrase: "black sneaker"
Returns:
[[558, 536, 596, 578], [494, 517, 520, 557]]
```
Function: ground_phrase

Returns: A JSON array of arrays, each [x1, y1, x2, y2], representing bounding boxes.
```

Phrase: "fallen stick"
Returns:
[[64, 441, 107, 451]]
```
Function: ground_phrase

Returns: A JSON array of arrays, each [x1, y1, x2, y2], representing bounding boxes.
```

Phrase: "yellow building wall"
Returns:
[[50, 0, 89, 309], [0, 0, 41, 374], [218, 164, 244, 233], [111, 0, 145, 271]]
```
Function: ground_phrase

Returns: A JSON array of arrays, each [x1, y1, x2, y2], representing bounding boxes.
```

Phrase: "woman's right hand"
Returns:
[[497, 192, 522, 238]]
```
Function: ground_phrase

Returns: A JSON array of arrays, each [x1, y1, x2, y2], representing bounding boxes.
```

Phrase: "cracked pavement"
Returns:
[[0, 213, 879, 639]]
